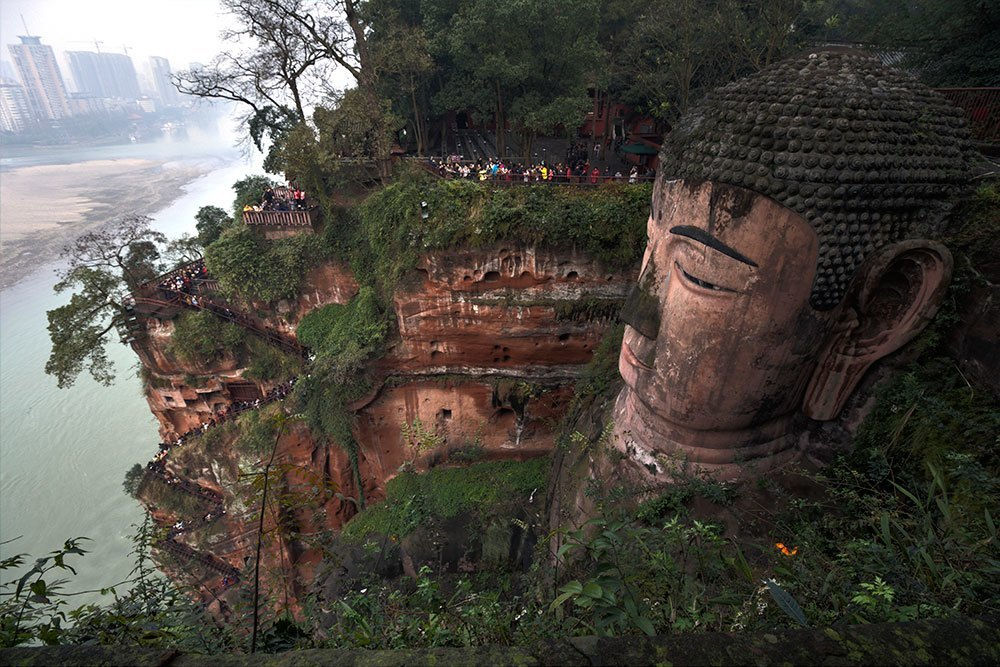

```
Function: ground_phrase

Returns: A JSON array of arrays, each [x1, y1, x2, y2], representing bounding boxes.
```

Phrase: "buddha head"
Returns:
[[613, 49, 974, 481]]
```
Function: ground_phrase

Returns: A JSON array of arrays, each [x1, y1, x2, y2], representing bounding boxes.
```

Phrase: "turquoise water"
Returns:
[[0, 131, 261, 603]]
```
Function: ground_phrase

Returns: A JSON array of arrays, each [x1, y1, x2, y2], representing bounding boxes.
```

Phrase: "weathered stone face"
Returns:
[[615, 179, 832, 474], [609, 49, 970, 484]]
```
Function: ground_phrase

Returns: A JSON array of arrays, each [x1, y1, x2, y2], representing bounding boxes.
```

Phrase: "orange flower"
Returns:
[[775, 542, 799, 557]]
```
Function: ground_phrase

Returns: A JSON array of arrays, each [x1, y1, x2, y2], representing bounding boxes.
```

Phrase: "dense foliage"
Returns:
[[292, 288, 389, 498], [204, 225, 326, 303], [350, 170, 651, 294], [168, 310, 248, 365], [342, 458, 549, 541], [166, 309, 299, 382], [1, 517, 226, 650], [194, 206, 233, 247]]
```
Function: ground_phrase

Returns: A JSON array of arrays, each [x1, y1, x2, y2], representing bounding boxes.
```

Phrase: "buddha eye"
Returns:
[[675, 261, 737, 293]]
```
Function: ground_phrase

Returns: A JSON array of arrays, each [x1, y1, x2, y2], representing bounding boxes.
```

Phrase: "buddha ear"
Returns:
[[803, 240, 953, 420]]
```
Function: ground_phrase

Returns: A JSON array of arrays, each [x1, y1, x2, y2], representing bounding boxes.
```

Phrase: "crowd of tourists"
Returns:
[[243, 186, 308, 213], [157, 261, 209, 295], [431, 157, 650, 184]]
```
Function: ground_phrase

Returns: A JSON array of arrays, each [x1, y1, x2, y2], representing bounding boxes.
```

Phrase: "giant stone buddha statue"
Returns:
[[612, 48, 975, 483]]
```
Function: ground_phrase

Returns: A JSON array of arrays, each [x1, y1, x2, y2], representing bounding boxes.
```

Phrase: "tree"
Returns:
[[232, 175, 280, 222], [368, 7, 435, 155], [855, 0, 1000, 86], [174, 0, 333, 169], [165, 236, 205, 266], [195, 205, 233, 247], [254, 0, 399, 180], [45, 216, 166, 389], [603, 0, 810, 124], [433, 0, 599, 160], [122, 463, 146, 499]]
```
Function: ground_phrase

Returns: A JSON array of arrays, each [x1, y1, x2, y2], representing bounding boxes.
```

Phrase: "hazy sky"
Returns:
[[0, 0, 234, 70]]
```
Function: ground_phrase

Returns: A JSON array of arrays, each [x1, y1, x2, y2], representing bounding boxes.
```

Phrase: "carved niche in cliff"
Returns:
[[611, 49, 975, 483]]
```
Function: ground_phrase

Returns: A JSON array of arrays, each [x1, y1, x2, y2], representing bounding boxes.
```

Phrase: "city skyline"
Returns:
[[0, 0, 233, 72], [2, 29, 187, 132]]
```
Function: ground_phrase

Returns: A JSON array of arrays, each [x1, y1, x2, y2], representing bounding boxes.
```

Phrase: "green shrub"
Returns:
[[350, 174, 651, 297], [244, 337, 300, 382], [342, 457, 549, 541], [204, 225, 325, 303], [168, 310, 247, 365], [296, 287, 387, 359]]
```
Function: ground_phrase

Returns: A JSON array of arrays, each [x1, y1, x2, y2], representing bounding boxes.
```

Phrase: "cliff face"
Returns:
[[385, 246, 630, 375], [132, 244, 634, 602]]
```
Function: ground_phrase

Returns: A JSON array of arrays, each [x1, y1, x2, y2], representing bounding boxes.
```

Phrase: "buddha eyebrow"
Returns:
[[669, 225, 758, 267]]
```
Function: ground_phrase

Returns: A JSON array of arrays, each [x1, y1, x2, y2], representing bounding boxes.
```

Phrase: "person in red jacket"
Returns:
[[590, 167, 600, 184]]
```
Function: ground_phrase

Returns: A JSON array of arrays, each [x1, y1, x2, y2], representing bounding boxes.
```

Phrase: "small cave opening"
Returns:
[[430, 350, 442, 359], [440, 408, 453, 420], [482, 270, 501, 282], [566, 270, 579, 281], [558, 332, 571, 342]]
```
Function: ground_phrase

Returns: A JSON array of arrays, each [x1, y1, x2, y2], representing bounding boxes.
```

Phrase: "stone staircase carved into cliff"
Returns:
[[155, 537, 241, 581], [142, 467, 225, 508], [131, 260, 306, 357]]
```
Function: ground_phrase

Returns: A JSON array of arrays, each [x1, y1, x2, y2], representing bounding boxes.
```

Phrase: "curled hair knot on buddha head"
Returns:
[[657, 48, 976, 311]]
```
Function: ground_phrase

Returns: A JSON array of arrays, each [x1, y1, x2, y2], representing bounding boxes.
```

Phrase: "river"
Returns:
[[0, 122, 262, 604]]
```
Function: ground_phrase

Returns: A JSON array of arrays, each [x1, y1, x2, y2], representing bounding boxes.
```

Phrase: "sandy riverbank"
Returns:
[[0, 158, 212, 291]]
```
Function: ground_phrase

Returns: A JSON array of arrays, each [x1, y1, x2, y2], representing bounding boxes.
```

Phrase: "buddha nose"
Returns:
[[621, 282, 661, 340]]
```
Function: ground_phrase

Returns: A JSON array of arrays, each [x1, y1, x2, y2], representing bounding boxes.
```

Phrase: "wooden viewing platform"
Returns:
[[244, 207, 318, 239], [243, 208, 317, 227]]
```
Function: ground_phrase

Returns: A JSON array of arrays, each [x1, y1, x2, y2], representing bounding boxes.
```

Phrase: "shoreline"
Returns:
[[0, 158, 214, 291]]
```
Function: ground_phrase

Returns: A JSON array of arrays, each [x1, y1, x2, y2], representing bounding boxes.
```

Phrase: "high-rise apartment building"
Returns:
[[0, 81, 32, 131], [66, 50, 140, 100], [8, 35, 71, 120], [65, 51, 104, 96], [100, 52, 140, 99], [0, 59, 18, 84], [149, 56, 181, 106]]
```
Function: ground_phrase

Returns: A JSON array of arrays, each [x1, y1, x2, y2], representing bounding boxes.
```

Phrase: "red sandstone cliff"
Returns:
[[132, 244, 634, 603]]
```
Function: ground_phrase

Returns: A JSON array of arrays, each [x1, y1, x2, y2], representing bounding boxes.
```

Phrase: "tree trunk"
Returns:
[[495, 80, 506, 157], [592, 87, 599, 143], [289, 79, 306, 123], [410, 84, 423, 157]]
